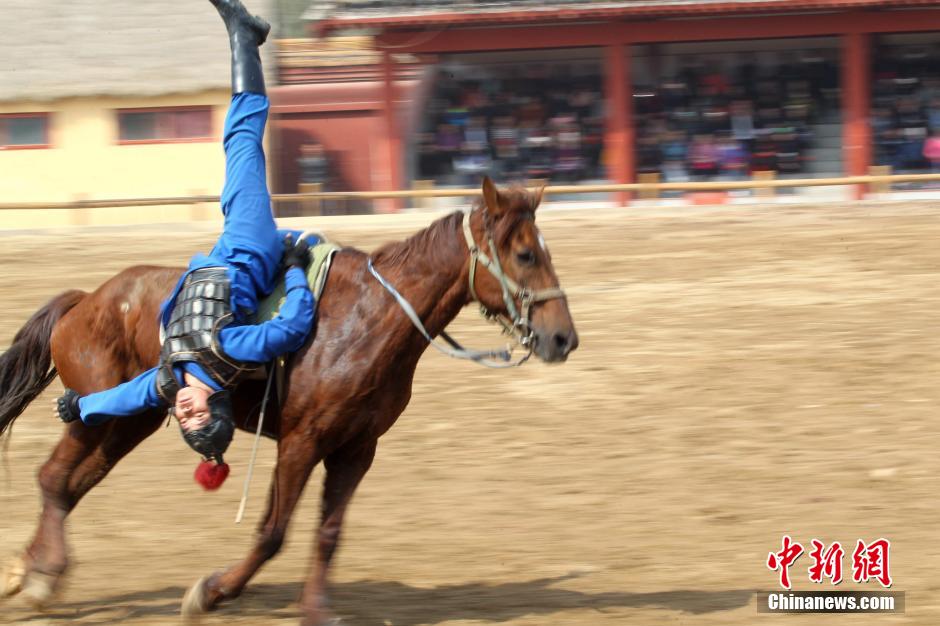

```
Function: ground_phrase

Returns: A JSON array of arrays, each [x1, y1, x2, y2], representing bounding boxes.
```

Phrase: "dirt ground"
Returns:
[[1, 202, 938, 625]]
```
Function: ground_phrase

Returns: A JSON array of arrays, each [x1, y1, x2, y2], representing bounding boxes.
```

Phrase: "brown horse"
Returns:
[[0, 178, 577, 626]]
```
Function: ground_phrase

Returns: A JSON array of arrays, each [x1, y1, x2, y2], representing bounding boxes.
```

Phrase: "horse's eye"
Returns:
[[516, 249, 536, 266]]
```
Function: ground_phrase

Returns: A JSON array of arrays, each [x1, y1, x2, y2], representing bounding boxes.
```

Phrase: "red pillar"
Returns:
[[604, 43, 634, 206], [841, 32, 871, 200], [380, 49, 403, 212]]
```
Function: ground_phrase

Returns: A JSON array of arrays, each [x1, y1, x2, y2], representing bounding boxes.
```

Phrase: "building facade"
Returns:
[[0, 0, 272, 228]]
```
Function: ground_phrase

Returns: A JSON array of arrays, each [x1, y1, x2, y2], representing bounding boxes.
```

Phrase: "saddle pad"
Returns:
[[254, 236, 341, 323]]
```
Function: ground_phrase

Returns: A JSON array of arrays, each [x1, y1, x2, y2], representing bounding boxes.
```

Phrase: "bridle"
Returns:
[[367, 204, 567, 368], [461, 204, 567, 351]]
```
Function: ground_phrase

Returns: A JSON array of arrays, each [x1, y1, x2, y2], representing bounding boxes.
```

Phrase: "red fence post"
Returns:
[[604, 43, 633, 206], [841, 31, 872, 201], [380, 48, 403, 212]]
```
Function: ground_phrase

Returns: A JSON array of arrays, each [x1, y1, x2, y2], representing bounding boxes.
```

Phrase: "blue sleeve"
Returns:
[[218, 267, 314, 363], [77, 367, 165, 426]]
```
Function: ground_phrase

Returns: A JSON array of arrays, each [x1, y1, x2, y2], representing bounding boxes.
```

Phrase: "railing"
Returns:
[[2, 170, 939, 212]]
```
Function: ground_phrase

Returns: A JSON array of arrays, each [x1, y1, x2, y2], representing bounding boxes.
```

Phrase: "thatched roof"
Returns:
[[0, 0, 274, 103]]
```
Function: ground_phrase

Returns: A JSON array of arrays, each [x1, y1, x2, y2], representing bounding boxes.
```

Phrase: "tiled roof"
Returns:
[[316, 0, 940, 30]]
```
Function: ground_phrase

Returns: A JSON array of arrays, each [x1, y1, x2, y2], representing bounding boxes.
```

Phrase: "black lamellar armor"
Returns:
[[155, 267, 261, 404]]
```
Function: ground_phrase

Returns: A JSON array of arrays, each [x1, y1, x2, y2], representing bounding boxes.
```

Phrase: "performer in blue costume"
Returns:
[[56, 0, 312, 475]]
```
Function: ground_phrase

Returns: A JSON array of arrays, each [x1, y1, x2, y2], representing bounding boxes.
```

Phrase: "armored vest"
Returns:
[[155, 266, 261, 405]]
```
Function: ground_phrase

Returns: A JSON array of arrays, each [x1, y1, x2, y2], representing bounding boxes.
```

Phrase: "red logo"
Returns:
[[852, 538, 892, 588], [808, 540, 844, 585], [767, 535, 804, 590], [768, 536, 892, 589]]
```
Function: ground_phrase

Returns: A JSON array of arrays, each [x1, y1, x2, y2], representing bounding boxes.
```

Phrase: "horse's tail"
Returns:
[[0, 290, 86, 435]]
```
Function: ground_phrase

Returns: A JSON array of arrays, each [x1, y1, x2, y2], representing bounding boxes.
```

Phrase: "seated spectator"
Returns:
[[751, 133, 778, 172], [523, 124, 554, 180], [637, 134, 663, 176], [923, 130, 940, 173], [716, 132, 748, 180], [688, 134, 720, 180], [730, 100, 756, 153], [774, 130, 803, 174], [895, 97, 929, 170], [553, 115, 584, 182], [490, 115, 521, 179], [298, 142, 330, 186], [661, 130, 689, 182]]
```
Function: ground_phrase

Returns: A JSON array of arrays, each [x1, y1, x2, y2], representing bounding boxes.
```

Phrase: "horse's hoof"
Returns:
[[181, 574, 212, 622], [0, 556, 25, 599], [181, 571, 229, 622], [20, 570, 57, 609]]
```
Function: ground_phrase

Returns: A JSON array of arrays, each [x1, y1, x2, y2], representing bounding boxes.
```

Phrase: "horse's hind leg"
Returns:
[[183, 429, 325, 616], [6, 413, 162, 606], [299, 437, 376, 626]]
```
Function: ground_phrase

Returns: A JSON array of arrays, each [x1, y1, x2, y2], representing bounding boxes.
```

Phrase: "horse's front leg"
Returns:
[[182, 428, 324, 617], [4, 414, 161, 606], [299, 437, 377, 626]]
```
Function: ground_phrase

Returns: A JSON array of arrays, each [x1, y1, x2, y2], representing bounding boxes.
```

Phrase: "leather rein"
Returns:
[[367, 205, 567, 368]]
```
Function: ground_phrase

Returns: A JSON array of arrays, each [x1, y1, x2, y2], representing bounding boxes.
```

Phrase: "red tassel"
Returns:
[[194, 460, 230, 491]]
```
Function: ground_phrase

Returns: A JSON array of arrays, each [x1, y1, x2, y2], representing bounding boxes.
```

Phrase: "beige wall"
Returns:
[[0, 90, 234, 229]]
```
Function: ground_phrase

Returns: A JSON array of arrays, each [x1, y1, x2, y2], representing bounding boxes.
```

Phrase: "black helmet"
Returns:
[[180, 390, 235, 463]]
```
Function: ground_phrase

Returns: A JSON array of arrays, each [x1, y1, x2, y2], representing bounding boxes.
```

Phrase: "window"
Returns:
[[0, 113, 50, 149], [117, 107, 213, 144]]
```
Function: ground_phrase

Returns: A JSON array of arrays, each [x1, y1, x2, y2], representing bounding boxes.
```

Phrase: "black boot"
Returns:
[[56, 389, 82, 424], [210, 0, 271, 95]]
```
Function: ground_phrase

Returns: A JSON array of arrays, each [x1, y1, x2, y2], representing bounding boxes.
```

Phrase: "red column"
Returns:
[[380, 49, 403, 212], [841, 32, 871, 200], [604, 43, 634, 206]]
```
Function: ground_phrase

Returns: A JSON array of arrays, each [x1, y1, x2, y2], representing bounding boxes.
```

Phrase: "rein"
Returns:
[[367, 206, 567, 368]]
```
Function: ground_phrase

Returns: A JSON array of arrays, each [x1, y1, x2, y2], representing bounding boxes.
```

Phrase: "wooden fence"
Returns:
[[2, 169, 939, 212]]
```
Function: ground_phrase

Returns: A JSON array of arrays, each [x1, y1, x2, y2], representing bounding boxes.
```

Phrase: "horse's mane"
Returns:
[[371, 184, 539, 269], [371, 210, 465, 268]]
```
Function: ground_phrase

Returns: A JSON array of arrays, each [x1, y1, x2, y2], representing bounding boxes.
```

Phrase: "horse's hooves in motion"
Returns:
[[1, 556, 26, 599], [181, 573, 214, 622], [20, 569, 58, 609]]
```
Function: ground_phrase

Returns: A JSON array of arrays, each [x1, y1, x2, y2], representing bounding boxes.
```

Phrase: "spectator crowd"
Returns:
[[633, 51, 839, 182], [416, 65, 605, 184], [416, 52, 841, 185], [417, 45, 940, 185], [872, 45, 940, 173]]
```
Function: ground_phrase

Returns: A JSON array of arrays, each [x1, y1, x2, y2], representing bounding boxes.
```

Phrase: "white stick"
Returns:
[[235, 364, 276, 524]]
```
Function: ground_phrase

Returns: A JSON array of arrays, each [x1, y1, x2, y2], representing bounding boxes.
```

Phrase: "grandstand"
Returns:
[[267, 0, 940, 203]]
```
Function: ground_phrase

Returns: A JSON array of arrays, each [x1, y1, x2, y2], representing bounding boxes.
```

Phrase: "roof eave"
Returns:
[[317, 0, 940, 34]]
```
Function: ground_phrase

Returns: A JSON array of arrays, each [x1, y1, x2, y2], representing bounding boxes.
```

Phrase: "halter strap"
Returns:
[[461, 207, 566, 345], [368, 207, 567, 368]]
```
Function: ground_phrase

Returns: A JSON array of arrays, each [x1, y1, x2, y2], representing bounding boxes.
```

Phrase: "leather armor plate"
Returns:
[[156, 267, 261, 404]]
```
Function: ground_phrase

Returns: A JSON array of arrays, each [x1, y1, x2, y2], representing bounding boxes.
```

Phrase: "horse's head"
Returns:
[[467, 177, 578, 363]]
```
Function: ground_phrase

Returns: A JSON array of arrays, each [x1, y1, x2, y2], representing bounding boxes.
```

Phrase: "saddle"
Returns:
[[247, 236, 341, 436], [253, 236, 340, 324]]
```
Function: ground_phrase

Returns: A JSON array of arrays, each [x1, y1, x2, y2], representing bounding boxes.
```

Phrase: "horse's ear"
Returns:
[[531, 184, 546, 210], [481, 176, 504, 216]]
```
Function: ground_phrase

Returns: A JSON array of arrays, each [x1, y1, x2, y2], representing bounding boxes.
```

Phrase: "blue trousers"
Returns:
[[79, 92, 283, 424], [209, 92, 282, 315]]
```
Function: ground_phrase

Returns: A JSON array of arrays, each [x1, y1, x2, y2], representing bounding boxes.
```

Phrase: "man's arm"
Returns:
[[77, 367, 166, 426], [218, 266, 314, 363]]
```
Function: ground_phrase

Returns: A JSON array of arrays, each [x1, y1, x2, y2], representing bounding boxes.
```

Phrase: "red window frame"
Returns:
[[116, 106, 214, 145], [0, 113, 51, 150]]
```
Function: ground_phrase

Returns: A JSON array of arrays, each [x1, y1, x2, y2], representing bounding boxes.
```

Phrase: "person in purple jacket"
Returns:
[[55, 0, 313, 479]]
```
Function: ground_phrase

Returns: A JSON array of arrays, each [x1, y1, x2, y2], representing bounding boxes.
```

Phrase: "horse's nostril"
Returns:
[[552, 332, 569, 352]]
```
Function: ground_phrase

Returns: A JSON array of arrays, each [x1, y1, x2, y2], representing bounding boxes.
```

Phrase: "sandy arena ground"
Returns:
[[1, 202, 938, 625]]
